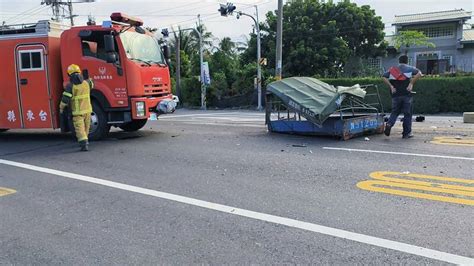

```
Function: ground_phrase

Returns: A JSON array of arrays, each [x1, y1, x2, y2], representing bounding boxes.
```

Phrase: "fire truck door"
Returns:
[[16, 45, 53, 128]]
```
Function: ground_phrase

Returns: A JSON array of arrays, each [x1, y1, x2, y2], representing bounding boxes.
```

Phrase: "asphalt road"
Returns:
[[1, 110, 473, 264]]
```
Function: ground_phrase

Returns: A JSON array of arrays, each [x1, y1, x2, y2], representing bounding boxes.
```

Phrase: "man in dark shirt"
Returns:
[[382, 55, 422, 138]]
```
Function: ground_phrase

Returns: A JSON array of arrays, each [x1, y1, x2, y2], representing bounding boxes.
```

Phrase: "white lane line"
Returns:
[[323, 147, 474, 161], [0, 159, 472, 265], [161, 113, 264, 119], [159, 117, 264, 122], [154, 120, 265, 128], [161, 117, 264, 122], [181, 122, 264, 128]]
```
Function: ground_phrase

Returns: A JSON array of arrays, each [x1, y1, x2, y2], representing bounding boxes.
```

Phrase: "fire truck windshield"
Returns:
[[120, 31, 165, 65]]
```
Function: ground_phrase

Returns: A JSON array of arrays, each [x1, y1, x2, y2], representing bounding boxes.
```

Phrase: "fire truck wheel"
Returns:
[[119, 119, 148, 132], [88, 101, 110, 141]]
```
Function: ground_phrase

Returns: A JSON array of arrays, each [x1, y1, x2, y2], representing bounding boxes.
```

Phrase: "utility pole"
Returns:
[[275, 0, 283, 80], [42, 0, 94, 25], [67, 1, 74, 25], [198, 14, 206, 110]]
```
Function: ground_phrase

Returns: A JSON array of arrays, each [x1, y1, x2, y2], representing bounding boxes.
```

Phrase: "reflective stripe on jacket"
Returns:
[[71, 81, 92, 116]]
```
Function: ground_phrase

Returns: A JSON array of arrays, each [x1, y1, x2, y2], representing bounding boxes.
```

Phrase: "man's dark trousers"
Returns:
[[387, 95, 412, 136]]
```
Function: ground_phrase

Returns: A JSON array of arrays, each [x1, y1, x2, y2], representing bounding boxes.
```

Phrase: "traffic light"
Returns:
[[227, 3, 236, 14], [218, 3, 237, 17], [218, 4, 228, 16], [161, 28, 169, 38]]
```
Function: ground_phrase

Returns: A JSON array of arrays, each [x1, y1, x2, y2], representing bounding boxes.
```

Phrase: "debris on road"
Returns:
[[292, 144, 307, 147], [415, 116, 425, 122], [364, 137, 370, 141]]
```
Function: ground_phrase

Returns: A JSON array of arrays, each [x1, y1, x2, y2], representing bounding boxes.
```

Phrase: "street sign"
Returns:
[[259, 57, 267, 66], [202, 62, 211, 85]]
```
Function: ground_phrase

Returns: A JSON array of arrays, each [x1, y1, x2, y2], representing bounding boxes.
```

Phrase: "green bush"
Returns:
[[170, 77, 176, 95], [322, 76, 474, 114], [181, 77, 201, 107], [208, 72, 228, 106]]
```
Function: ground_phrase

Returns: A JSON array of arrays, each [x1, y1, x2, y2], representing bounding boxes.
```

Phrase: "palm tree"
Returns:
[[168, 24, 214, 79], [189, 24, 214, 54], [218, 37, 236, 54]]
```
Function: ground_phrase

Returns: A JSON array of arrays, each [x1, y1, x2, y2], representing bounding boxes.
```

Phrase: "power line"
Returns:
[[138, 1, 207, 16], [75, 13, 215, 17], [168, 4, 256, 29], [4, 5, 50, 25], [3, 5, 44, 24], [4, 4, 43, 17]]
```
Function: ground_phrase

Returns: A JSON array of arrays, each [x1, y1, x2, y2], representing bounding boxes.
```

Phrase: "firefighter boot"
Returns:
[[79, 140, 89, 151]]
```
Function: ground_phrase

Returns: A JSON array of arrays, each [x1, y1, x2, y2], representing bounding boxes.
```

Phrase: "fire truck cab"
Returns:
[[0, 13, 175, 140]]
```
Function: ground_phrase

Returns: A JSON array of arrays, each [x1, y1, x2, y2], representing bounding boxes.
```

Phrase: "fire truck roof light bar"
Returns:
[[110, 12, 143, 27]]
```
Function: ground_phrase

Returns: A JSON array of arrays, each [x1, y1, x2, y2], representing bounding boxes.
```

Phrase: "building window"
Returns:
[[367, 57, 382, 70], [442, 55, 453, 65], [19, 50, 44, 71], [411, 25, 455, 39], [417, 52, 439, 60]]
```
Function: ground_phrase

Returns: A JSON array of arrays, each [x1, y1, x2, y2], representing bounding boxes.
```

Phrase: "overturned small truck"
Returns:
[[265, 77, 385, 140]]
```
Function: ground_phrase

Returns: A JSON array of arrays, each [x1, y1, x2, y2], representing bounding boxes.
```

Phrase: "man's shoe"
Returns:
[[384, 124, 392, 136], [79, 141, 89, 151], [403, 133, 414, 139]]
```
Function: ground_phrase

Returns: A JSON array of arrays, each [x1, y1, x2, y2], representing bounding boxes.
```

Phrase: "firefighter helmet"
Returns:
[[67, 64, 81, 75]]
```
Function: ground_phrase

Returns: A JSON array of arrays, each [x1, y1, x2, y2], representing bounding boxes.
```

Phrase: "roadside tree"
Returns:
[[394, 30, 435, 55], [242, 0, 386, 77]]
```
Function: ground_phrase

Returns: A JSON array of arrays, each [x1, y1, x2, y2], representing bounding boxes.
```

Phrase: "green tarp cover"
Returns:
[[267, 77, 366, 126]]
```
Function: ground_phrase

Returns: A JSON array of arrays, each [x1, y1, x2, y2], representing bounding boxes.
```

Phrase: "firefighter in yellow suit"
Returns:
[[59, 64, 94, 151]]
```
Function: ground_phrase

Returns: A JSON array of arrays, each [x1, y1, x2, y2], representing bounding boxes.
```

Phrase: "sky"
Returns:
[[1, 0, 473, 43]]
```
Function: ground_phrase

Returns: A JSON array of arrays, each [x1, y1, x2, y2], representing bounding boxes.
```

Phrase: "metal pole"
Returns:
[[198, 14, 206, 110], [275, 0, 283, 80], [237, 10, 262, 110], [174, 31, 181, 106], [255, 5, 262, 110]]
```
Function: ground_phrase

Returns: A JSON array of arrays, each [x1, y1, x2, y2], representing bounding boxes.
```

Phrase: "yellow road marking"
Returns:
[[431, 137, 474, 147], [412, 127, 474, 133], [357, 171, 474, 206], [0, 187, 16, 197]]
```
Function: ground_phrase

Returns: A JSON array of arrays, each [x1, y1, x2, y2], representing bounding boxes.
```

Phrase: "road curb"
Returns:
[[463, 112, 474, 123]]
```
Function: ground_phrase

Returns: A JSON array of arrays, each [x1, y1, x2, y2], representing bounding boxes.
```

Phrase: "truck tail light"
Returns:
[[136, 101, 145, 117]]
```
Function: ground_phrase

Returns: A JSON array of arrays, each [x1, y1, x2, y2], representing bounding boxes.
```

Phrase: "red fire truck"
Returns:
[[0, 13, 176, 140]]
